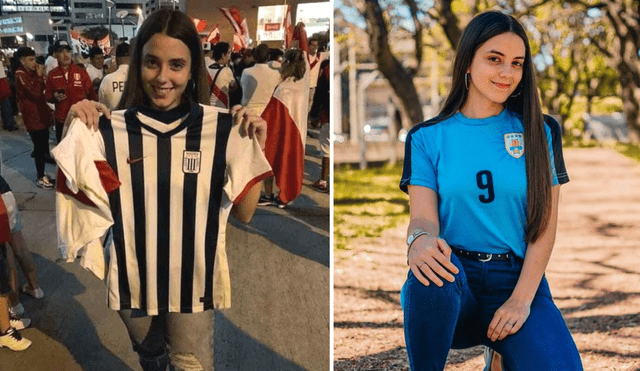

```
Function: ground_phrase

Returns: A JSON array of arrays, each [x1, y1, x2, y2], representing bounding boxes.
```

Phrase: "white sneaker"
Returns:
[[0, 328, 32, 351], [9, 303, 24, 316], [36, 175, 54, 190], [9, 315, 30, 331], [21, 284, 44, 299]]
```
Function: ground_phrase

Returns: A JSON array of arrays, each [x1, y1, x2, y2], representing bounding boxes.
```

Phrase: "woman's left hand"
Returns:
[[231, 105, 267, 150], [487, 296, 531, 342], [67, 99, 111, 131]]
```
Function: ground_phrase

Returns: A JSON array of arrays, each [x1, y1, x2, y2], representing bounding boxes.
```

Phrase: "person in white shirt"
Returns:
[[202, 42, 214, 70], [240, 44, 281, 116], [267, 48, 283, 72], [306, 37, 326, 109], [44, 45, 58, 76], [207, 42, 238, 109], [85, 47, 105, 92], [98, 43, 129, 110]]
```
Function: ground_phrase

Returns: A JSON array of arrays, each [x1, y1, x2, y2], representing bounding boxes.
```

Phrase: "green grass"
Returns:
[[615, 143, 640, 164], [334, 164, 410, 250]]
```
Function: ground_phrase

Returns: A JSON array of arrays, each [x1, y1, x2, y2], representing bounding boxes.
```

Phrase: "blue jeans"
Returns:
[[118, 309, 214, 371], [401, 252, 583, 371]]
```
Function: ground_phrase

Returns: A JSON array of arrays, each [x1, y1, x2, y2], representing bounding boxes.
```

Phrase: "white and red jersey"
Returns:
[[307, 51, 326, 89], [53, 102, 272, 314], [208, 64, 236, 109]]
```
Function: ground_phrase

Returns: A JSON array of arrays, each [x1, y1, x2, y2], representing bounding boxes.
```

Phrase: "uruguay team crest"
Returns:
[[504, 133, 524, 158], [183, 151, 201, 173]]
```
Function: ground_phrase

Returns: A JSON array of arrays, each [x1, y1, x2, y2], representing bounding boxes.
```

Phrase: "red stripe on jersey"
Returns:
[[57, 161, 120, 207]]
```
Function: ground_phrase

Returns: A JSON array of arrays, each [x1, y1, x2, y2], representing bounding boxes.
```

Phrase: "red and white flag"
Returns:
[[207, 24, 220, 44], [193, 18, 207, 33], [292, 22, 308, 52], [283, 5, 293, 48], [220, 7, 249, 50], [261, 78, 310, 204], [232, 34, 244, 52]]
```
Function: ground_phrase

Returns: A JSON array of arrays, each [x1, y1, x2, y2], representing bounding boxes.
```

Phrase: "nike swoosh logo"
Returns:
[[126, 156, 147, 164]]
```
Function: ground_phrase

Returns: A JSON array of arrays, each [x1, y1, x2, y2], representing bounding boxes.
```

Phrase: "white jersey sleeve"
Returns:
[[223, 123, 272, 204], [52, 118, 115, 279]]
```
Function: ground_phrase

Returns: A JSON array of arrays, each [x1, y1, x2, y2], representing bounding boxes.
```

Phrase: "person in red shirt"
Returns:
[[14, 47, 55, 189], [45, 40, 97, 143]]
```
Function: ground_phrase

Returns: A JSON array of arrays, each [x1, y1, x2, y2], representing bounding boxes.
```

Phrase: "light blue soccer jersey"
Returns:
[[400, 109, 569, 258]]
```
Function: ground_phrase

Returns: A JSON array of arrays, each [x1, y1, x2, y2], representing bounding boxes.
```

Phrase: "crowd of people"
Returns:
[[0, 9, 330, 367]]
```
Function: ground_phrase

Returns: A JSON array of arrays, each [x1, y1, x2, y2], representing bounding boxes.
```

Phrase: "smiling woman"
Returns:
[[140, 33, 192, 111], [398, 11, 583, 371], [51, 9, 272, 371]]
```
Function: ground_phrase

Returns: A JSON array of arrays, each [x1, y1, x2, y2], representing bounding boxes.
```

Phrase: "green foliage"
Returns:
[[334, 164, 410, 250], [616, 143, 640, 164]]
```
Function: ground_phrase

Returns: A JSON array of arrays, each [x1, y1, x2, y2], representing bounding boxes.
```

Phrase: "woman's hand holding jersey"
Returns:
[[230, 105, 267, 150], [407, 186, 459, 287], [67, 99, 111, 131]]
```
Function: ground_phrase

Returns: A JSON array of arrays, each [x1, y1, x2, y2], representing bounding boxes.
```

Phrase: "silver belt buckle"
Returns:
[[479, 253, 492, 262]]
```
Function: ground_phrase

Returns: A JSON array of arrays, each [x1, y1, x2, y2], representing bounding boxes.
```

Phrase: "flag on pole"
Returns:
[[193, 18, 207, 33], [292, 22, 308, 52], [219, 7, 249, 51], [232, 34, 244, 52], [260, 77, 310, 204], [283, 5, 293, 48], [206, 24, 220, 44]]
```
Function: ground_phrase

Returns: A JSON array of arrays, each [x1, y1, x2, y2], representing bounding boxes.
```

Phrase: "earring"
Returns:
[[465, 73, 470, 90], [510, 85, 522, 97], [187, 79, 196, 94]]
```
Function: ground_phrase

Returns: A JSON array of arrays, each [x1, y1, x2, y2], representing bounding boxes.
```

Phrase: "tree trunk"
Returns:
[[359, 0, 424, 126]]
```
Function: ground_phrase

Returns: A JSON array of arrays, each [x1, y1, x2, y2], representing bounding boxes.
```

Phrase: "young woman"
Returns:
[[399, 11, 583, 370], [52, 9, 271, 371], [259, 48, 308, 208]]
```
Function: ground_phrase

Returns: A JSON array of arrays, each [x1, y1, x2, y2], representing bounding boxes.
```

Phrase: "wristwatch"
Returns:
[[406, 229, 432, 249]]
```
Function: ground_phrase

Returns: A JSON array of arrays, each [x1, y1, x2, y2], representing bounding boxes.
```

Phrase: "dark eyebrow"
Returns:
[[486, 50, 525, 60], [142, 54, 188, 64]]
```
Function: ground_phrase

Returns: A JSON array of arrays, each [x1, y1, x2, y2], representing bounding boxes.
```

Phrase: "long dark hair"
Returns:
[[117, 9, 210, 109], [280, 49, 306, 82], [439, 11, 551, 243]]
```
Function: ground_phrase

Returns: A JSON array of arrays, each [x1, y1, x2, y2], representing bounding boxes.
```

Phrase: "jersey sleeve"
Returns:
[[223, 124, 273, 204], [544, 115, 569, 186], [400, 125, 438, 194], [51, 118, 115, 278]]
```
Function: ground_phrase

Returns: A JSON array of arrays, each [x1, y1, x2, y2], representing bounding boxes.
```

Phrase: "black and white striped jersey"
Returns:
[[55, 101, 272, 314]]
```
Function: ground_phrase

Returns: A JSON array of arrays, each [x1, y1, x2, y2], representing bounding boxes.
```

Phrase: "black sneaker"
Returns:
[[274, 197, 287, 209], [257, 194, 275, 206]]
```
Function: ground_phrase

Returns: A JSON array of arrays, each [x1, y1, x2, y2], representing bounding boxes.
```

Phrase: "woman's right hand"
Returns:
[[408, 236, 459, 287], [67, 99, 111, 131]]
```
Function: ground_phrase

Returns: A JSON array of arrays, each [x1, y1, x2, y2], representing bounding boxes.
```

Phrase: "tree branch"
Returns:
[[404, 0, 423, 76]]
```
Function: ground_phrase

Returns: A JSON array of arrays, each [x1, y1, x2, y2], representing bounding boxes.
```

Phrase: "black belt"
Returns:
[[452, 247, 510, 262]]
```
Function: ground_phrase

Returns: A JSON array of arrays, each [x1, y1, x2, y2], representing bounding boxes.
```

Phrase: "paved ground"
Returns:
[[334, 147, 640, 370], [0, 122, 329, 371]]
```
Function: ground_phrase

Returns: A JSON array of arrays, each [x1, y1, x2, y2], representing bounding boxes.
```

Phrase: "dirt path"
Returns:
[[334, 147, 640, 370]]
